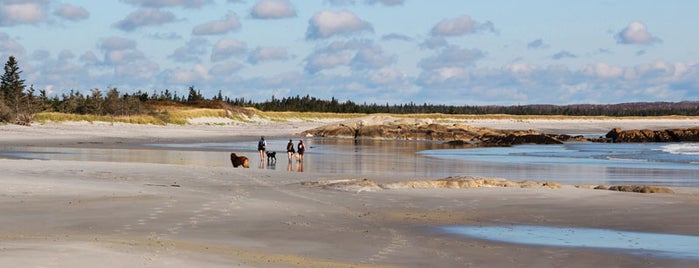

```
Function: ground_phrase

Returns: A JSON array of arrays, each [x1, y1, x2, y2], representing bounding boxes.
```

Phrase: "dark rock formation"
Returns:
[[299, 116, 699, 146], [300, 117, 587, 147], [605, 127, 699, 143]]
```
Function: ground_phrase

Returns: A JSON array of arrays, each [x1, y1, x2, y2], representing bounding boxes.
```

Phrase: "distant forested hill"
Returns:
[[246, 95, 699, 116]]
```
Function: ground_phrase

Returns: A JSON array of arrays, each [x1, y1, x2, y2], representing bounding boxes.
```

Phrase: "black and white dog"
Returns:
[[266, 151, 277, 162]]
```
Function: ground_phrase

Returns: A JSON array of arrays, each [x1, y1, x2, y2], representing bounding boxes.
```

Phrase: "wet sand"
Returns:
[[2, 119, 699, 267]]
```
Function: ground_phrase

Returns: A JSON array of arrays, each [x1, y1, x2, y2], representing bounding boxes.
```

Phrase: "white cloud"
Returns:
[[420, 37, 448, 50], [304, 39, 381, 73], [115, 59, 159, 80], [527, 38, 547, 49], [58, 50, 75, 61], [370, 67, 407, 85], [616, 21, 661, 45], [365, 0, 405, 5], [381, 33, 413, 42], [164, 65, 211, 84], [210, 61, 244, 75], [53, 4, 89, 21], [351, 45, 393, 69], [325, 0, 355, 5], [552, 50, 576, 60], [251, 0, 296, 19], [582, 63, 624, 79], [192, 11, 241, 35], [100, 37, 137, 51], [169, 38, 209, 63], [306, 10, 373, 39], [0, 32, 25, 59], [325, 0, 404, 6], [430, 15, 494, 37], [0, 3, 46, 26], [120, 0, 213, 9], [211, 38, 247, 62], [98, 37, 150, 68], [114, 8, 176, 31], [79, 51, 100, 64], [248, 47, 289, 64], [305, 51, 353, 73]]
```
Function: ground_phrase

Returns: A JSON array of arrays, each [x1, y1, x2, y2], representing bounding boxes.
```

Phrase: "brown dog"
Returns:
[[230, 153, 250, 168]]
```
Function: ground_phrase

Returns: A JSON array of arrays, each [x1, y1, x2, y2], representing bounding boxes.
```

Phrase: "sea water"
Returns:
[[419, 142, 699, 186], [440, 225, 699, 260], [2, 139, 699, 186]]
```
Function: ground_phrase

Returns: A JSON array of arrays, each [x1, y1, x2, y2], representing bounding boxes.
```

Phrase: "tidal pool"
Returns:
[[440, 225, 699, 260]]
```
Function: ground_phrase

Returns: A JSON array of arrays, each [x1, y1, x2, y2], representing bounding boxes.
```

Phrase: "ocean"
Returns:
[[3, 139, 699, 187]]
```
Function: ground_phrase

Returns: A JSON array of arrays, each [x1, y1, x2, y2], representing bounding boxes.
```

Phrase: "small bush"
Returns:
[[0, 102, 13, 122]]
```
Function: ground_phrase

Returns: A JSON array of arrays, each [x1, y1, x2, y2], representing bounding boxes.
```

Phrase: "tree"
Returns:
[[186, 86, 203, 103], [1, 56, 26, 115]]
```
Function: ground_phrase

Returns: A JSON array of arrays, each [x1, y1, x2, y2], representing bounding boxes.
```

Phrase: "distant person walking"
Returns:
[[286, 139, 295, 160], [297, 139, 305, 162], [257, 136, 266, 161]]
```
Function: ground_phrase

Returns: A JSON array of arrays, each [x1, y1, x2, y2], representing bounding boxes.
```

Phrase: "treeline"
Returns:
[[247, 95, 699, 116], [3, 55, 699, 126]]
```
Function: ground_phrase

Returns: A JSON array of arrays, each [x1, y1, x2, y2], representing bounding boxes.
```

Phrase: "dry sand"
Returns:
[[1, 118, 699, 267]]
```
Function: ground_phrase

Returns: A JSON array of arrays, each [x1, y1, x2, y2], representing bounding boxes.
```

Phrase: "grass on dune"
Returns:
[[32, 108, 699, 126], [34, 112, 166, 125]]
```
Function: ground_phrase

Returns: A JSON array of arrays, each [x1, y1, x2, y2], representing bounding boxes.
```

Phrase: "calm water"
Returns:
[[440, 225, 699, 260], [2, 138, 699, 186], [420, 142, 699, 186]]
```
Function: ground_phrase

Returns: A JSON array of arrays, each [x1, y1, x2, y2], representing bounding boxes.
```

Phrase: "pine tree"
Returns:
[[1, 56, 26, 114]]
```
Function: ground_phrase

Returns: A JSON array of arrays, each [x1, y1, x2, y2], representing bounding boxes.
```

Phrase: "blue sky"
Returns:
[[1, 0, 697, 105]]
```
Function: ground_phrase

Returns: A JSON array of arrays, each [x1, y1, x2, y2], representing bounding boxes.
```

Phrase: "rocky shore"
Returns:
[[300, 115, 699, 146]]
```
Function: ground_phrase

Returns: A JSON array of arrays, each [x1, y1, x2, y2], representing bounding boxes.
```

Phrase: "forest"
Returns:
[[2, 56, 699, 125]]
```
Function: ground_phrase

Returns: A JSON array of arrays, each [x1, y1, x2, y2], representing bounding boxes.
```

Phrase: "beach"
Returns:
[[2, 118, 699, 267]]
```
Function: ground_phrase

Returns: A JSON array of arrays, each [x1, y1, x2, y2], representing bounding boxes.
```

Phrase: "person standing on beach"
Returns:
[[286, 139, 295, 160], [297, 139, 305, 162], [257, 136, 266, 161]]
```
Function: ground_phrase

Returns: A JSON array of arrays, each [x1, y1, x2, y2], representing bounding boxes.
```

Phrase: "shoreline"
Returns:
[[2, 118, 699, 267], [3, 116, 699, 146]]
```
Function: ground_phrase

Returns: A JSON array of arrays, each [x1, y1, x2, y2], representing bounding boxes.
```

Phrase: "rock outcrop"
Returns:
[[299, 115, 585, 147], [605, 127, 699, 143], [299, 115, 699, 145]]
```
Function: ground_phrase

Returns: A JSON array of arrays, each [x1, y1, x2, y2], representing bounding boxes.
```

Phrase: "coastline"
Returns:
[[2, 118, 699, 267]]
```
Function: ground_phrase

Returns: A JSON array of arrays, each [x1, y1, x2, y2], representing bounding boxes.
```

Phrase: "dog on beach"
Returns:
[[230, 153, 250, 168], [266, 151, 277, 162]]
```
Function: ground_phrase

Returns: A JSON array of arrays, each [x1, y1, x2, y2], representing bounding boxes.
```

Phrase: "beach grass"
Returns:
[[34, 112, 166, 125], [32, 108, 699, 126]]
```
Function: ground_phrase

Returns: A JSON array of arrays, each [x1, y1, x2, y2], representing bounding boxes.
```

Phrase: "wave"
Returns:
[[660, 143, 699, 155]]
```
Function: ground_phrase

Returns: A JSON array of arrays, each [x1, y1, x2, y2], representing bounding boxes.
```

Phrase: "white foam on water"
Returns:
[[660, 143, 699, 155]]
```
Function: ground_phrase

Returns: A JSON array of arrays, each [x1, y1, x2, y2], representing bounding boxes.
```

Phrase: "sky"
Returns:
[[1, 0, 698, 105]]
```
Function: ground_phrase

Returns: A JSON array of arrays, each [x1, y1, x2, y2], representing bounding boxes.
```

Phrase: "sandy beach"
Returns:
[[2, 118, 699, 267]]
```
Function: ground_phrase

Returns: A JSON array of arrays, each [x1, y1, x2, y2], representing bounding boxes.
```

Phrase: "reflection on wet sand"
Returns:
[[287, 159, 304, 172]]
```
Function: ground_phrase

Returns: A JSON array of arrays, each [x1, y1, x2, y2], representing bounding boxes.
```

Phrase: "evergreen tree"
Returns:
[[1, 56, 26, 114], [187, 86, 203, 103]]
